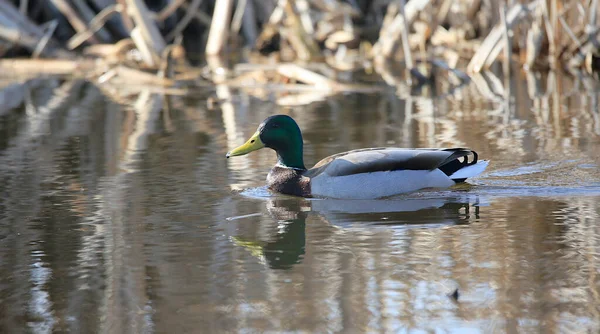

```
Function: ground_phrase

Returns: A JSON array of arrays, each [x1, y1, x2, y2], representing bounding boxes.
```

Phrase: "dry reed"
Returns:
[[0, 0, 597, 100]]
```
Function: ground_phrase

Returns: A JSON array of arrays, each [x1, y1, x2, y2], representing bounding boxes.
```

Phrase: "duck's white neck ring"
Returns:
[[275, 162, 305, 171]]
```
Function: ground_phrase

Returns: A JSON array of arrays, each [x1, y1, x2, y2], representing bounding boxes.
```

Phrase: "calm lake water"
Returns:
[[0, 71, 599, 333]]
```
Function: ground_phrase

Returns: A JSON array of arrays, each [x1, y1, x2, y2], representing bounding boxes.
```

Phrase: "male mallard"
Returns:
[[226, 115, 489, 199]]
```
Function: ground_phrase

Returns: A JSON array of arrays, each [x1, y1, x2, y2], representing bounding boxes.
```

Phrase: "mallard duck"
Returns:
[[226, 115, 489, 199]]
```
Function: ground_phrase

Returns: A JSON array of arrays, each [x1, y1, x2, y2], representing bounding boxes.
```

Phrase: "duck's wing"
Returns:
[[305, 148, 478, 177]]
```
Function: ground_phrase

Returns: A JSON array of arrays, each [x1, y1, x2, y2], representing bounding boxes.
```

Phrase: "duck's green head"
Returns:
[[226, 115, 305, 169]]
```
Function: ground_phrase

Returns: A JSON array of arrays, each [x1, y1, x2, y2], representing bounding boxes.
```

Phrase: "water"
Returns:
[[0, 72, 599, 333]]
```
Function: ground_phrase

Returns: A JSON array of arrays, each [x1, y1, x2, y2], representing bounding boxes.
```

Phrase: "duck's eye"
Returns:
[[272, 123, 280, 128]]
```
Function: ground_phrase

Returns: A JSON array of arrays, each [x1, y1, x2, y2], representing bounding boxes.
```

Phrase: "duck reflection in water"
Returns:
[[232, 198, 308, 270], [231, 193, 484, 269]]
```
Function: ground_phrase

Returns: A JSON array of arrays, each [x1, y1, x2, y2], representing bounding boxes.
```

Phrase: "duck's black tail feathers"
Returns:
[[438, 149, 488, 182]]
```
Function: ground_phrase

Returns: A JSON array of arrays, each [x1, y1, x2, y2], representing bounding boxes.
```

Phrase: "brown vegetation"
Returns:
[[0, 0, 598, 98]]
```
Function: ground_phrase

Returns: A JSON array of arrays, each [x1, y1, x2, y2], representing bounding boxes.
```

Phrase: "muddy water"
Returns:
[[0, 72, 599, 333]]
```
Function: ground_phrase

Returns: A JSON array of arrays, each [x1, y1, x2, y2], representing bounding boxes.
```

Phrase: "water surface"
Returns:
[[0, 72, 599, 333]]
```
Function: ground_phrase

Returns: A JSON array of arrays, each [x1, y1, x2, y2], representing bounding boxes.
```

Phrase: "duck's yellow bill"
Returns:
[[226, 131, 265, 158]]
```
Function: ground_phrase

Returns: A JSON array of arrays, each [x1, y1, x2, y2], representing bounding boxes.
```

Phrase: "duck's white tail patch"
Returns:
[[449, 160, 489, 180]]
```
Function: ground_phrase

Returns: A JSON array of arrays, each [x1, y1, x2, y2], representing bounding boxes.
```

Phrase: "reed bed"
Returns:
[[0, 0, 598, 101]]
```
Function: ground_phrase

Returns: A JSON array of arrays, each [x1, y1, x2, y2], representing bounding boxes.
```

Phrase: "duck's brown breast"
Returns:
[[267, 166, 311, 197]]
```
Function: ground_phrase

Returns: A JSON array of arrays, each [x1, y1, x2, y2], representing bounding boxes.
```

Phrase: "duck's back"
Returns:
[[306, 148, 487, 199]]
